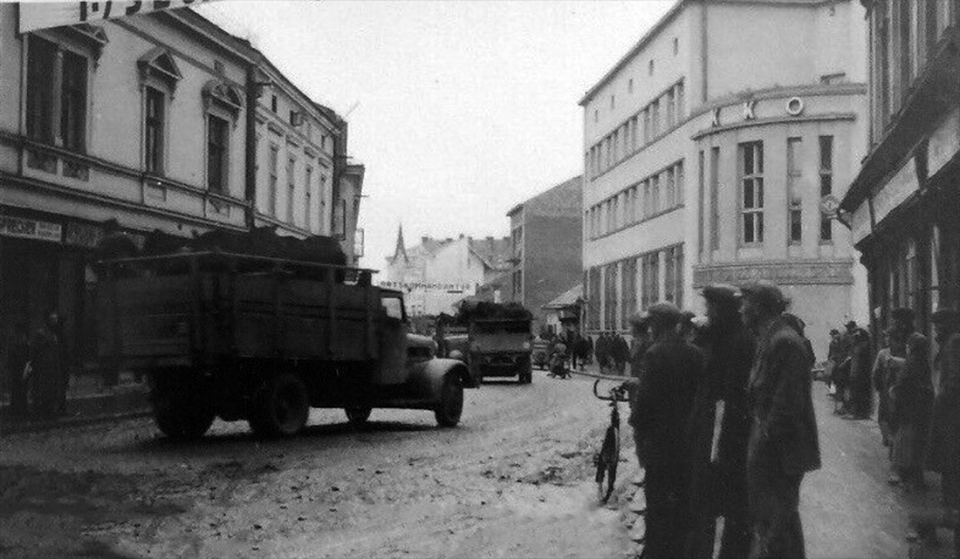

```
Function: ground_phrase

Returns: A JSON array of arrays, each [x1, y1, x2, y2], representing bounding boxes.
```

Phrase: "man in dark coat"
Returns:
[[613, 333, 629, 375], [685, 285, 756, 559], [6, 320, 32, 418], [741, 282, 821, 559], [30, 311, 67, 418], [629, 302, 705, 559], [845, 327, 874, 419]]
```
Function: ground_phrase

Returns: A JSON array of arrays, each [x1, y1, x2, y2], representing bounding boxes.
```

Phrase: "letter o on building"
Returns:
[[786, 97, 804, 116]]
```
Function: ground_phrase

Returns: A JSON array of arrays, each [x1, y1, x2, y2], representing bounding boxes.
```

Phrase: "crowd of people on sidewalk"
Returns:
[[822, 305, 960, 552], [625, 281, 821, 559]]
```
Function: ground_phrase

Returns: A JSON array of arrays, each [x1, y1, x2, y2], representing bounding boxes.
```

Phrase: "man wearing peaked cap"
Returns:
[[629, 301, 705, 558], [740, 280, 820, 559]]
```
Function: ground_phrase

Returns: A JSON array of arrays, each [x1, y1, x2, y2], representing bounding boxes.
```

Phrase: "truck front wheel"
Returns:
[[344, 407, 372, 427], [434, 373, 464, 428], [154, 393, 215, 441], [249, 373, 310, 438]]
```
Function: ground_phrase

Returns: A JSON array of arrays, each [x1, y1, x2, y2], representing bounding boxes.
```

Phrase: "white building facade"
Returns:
[[580, 0, 870, 357]]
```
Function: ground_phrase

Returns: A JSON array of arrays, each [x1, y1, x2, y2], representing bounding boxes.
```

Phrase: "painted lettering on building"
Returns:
[[0, 216, 63, 243], [19, 1, 218, 34]]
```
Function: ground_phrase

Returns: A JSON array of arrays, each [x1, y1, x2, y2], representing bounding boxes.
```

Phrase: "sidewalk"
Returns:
[[803, 381, 955, 559], [0, 371, 150, 435]]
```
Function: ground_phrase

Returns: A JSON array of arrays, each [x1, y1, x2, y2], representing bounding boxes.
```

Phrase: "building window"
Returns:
[[594, 109, 599, 123], [899, 0, 913, 97], [651, 100, 660, 138], [271, 94, 278, 113], [697, 151, 705, 257], [631, 116, 639, 150], [206, 114, 229, 193], [287, 156, 297, 223], [604, 263, 618, 330], [676, 82, 685, 120], [819, 136, 834, 242], [666, 89, 676, 129], [651, 174, 661, 215], [673, 37, 679, 55], [648, 59, 654, 76], [641, 252, 659, 309], [319, 174, 328, 232], [877, 6, 891, 127], [628, 78, 634, 93], [739, 141, 764, 245], [621, 258, 637, 326], [144, 87, 165, 174], [643, 180, 651, 219], [787, 137, 803, 245], [665, 167, 676, 209], [305, 166, 313, 231], [26, 36, 88, 153], [709, 147, 720, 251], [268, 145, 279, 216], [643, 109, 651, 144], [513, 270, 523, 302], [610, 94, 616, 109]]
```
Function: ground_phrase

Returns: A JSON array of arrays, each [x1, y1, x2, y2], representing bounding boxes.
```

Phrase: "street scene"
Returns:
[[1, 1, 959, 558]]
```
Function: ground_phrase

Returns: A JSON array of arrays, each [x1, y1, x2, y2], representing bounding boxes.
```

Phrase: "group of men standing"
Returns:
[[628, 281, 820, 559], [595, 331, 630, 375]]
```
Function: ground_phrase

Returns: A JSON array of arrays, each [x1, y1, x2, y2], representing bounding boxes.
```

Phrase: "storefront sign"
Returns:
[[379, 280, 476, 293], [64, 221, 105, 249], [851, 202, 872, 245], [19, 1, 218, 34], [0, 216, 63, 243], [693, 260, 854, 287], [872, 158, 918, 225], [927, 109, 960, 179]]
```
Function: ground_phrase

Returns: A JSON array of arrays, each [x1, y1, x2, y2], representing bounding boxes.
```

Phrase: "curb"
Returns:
[[0, 408, 153, 436]]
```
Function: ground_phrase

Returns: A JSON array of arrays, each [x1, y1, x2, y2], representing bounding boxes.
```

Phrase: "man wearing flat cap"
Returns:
[[740, 281, 820, 559], [629, 302, 705, 559], [684, 284, 756, 559]]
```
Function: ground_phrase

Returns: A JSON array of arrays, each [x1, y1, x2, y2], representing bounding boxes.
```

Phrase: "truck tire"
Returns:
[[434, 373, 464, 428], [249, 373, 310, 438], [344, 407, 372, 427], [518, 357, 532, 384], [154, 392, 215, 441]]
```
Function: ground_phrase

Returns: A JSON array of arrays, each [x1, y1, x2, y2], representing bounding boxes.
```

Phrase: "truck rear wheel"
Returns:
[[249, 373, 310, 438], [154, 392, 215, 441], [435, 374, 464, 428], [344, 407, 372, 427]]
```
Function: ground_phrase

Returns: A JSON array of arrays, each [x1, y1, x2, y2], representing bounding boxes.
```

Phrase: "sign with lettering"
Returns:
[[0, 216, 63, 243], [19, 1, 218, 34], [379, 280, 476, 294], [872, 157, 918, 225]]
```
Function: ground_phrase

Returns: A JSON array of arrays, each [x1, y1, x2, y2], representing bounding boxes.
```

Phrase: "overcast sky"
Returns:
[[196, 0, 674, 269]]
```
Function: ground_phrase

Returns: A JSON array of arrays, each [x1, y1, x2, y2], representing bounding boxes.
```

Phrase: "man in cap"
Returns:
[[684, 285, 756, 559], [628, 312, 651, 381], [629, 302, 705, 559], [740, 281, 820, 559]]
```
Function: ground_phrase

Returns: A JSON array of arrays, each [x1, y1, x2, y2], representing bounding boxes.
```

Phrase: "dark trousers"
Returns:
[[644, 467, 688, 559], [747, 464, 806, 559]]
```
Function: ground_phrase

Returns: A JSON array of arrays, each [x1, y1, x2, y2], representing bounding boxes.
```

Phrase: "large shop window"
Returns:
[[604, 263, 618, 331], [26, 36, 89, 154], [819, 136, 834, 242], [739, 141, 764, 245], [787, 137, 803, 245], [268, 144, 280, 216], [709, 147, 720, 251], [587, 267, 601, 331], [286, 156, 297, 223], [621, 258, 637, 326]]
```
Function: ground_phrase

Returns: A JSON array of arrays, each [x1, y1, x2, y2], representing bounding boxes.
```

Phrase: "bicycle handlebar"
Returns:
[[592, 378, 631, 402]]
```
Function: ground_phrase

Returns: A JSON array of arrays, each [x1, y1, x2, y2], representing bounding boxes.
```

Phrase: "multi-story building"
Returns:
[[0, 5, 363, 375], [383, 228, 511, 317], [506, 174, 583, 334], [840, 0, 958, 339], [580, 0, 870, 356]]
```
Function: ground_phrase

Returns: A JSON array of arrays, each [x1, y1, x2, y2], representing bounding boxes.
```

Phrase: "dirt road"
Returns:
[[0, 372, 637, 559]]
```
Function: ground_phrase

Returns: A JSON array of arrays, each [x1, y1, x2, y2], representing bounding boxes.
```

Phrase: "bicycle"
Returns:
[[593, 378, 631, 504]]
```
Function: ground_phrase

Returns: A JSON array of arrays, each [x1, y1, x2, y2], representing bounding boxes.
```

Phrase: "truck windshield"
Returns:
[[474, 321, 529, 334], [382, 297, 404, 320]]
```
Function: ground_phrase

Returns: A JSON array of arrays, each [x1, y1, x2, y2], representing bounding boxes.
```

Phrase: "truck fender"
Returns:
[[411, 358, 476, 402]]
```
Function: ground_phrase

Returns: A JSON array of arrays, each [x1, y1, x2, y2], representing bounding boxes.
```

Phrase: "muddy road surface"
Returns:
[[0, 372, 637, 559]]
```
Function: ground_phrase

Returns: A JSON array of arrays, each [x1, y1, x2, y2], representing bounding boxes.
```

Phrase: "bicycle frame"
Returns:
[[594, 379, 631, 503]]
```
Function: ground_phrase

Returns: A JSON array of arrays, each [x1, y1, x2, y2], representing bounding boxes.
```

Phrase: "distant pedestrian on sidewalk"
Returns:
[[741, 281, 820, 559], [5, 320, 32, 418], [684, 284, 755, 559], [845, 327, 874, 420], [890, 332, 934, 492], [29, 311, 67, 419], [629, 303, 704, 559]]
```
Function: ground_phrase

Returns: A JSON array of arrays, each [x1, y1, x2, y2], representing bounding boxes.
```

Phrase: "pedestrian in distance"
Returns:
[[684, 284, 756, 559], [629, 302, 705, 559], [613, 332, 629, 376], [584, 334, 594, 366], [845, 326, 874, 420], [5, 319, 32, 418], [889, 332, 934, 493], [596, 332, 610, 375], [740, 281, 821, 559], [29, 311, 67, 419], [873, 325, 907, 449]]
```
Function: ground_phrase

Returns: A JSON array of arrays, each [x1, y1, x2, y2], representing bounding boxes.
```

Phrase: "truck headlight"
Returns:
[[522, 341, 531, 350]]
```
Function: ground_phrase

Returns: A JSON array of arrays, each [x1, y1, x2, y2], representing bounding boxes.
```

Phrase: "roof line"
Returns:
[[578, 0, 687, 106]]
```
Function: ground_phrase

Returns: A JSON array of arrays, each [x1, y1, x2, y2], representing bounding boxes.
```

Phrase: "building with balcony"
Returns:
[[580, 0, 870, 356], [0, 5, 363, 375], [840, 0, 959, 339], [506, 174, 583, 334]]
